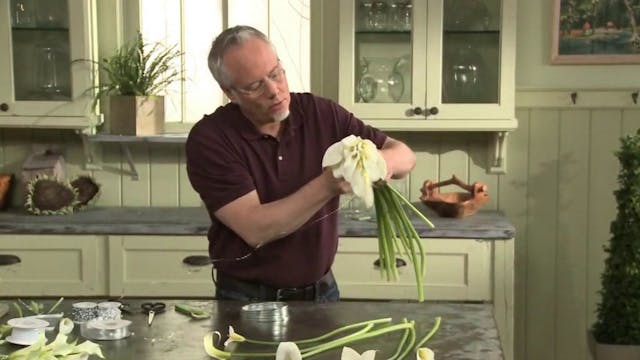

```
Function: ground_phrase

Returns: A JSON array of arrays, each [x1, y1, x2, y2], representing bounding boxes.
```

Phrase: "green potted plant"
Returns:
[[591, 129, 640, 359], [89, 32, 182, 135]]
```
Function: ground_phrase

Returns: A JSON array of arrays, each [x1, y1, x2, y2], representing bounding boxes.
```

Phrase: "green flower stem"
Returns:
[[387, 185, 435, 228], [379, 185, 426, 302], [389, 319, 412, 360], [244, 318, 392, 346], [414, 316, 442, 350], [299, 322, 414, 358], [395, 320, 417, 360], [374, 190, 396, 280], [47, 297, 64, 314]]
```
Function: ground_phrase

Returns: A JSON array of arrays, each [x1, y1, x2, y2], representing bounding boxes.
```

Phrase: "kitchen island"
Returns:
[[0, 299, 503, 359], [0, 205, 514, 360]]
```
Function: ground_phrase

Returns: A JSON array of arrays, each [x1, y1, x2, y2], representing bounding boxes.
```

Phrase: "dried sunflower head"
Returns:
[[25, 174, 78, 215]]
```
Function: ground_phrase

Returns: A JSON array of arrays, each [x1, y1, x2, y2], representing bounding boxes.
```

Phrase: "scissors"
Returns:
[[141, 302, 166, 326]]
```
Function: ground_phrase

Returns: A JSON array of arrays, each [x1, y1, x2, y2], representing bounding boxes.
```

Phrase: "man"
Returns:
[[186, 25, 416, 302]]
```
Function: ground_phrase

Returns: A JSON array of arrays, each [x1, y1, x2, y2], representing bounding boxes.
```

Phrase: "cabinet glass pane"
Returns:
[[441, 0, 500, 104], [354, 0, 412, 104], [10, 0, 71, 101]]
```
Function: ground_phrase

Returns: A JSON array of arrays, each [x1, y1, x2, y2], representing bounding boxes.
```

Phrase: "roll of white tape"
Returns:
[[6, 317, 48, 345]]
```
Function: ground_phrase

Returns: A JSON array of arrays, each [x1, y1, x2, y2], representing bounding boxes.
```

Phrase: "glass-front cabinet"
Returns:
[[0, 0, 97, 129], [338, 0, 517, 131]]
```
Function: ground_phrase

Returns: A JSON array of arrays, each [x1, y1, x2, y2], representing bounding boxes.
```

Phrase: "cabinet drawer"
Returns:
[[0, 235, 107, 296], [109, 236, 213, 297], [334, 237, 491, 301]]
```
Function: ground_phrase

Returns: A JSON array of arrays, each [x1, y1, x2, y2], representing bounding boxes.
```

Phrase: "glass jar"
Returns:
[[442, 44, 485, 103]]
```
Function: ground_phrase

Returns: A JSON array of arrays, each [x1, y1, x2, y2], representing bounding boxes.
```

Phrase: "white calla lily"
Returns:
[[416, 347, 435, 360], [275, 341, 302, 360], [341, 346, 377, 360], [322, 135, 387, 208], [223, 326, 246, 347]]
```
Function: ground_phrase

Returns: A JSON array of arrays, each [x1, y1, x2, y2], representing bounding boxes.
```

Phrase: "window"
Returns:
[[139, 0, 310, 127]]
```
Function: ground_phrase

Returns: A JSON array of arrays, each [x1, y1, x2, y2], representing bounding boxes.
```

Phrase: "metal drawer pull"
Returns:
[[0, 103, 8, 112], [373, 257, 407, 268], [0, 254, 21, 266], [182, 255, 212, 267]]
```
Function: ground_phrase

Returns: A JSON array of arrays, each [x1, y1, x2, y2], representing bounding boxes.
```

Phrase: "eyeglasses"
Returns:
[[232, 65, 286, 98]]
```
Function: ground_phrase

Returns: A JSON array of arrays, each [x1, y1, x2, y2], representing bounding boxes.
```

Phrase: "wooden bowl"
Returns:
[[419, 175, 489, 218], [0, 174, 14, 210]]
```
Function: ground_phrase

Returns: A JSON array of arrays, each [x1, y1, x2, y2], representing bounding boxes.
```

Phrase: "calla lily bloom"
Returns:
[[322, 135, 387, 208], [275, 342, 302, 360], [417, 347, 435, 360], [224, 326, 246, 347], [341, 346, 377, 360], [204, 332, 232, 359]]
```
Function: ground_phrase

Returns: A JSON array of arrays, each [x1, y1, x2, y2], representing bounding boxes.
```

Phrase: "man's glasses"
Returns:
[[233, 65, 286, 98]]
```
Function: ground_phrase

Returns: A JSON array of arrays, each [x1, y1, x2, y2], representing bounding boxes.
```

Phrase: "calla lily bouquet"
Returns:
[[203, 316, 441, 359], [322, 135, 434, 302], [0, 318, 103, 360]]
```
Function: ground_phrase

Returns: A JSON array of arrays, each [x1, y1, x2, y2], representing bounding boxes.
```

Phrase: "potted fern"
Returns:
[[89, 32, 182, 135], [591, 129, 640, 359]]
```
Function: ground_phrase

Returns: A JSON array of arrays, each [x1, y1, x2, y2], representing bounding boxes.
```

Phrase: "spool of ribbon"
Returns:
[[97, 301, 121, 321], [6, 317, 48, 345], [80, 318, 132, 340], [71, 301, 98, 323]]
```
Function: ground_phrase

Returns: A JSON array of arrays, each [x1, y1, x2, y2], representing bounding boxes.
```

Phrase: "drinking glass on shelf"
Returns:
[[11, 0, 36, 28], [35, 44, 63, 96], [36, 0, 69, 28], [397, 0, 412, 31], [388, 0, 412, 31], [357, 0, 374, 31], [369, 0, 388, 31]]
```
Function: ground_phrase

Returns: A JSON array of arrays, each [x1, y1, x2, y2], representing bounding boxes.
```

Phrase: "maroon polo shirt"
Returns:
[[185, 92, 387, 288]]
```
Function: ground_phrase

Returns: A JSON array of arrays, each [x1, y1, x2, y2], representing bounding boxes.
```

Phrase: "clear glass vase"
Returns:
[[442, 44, 485, 103], [357, 56, 405, 103]]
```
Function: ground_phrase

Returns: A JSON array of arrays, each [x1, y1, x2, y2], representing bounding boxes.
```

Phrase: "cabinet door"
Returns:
[[333, 237, 491, 300], [338, 0, 427, 123], [108, 236, 214, 298], [0, 235, 107, 296], [427, 0, 516, 122], [338, 0, 516, 131], [0, 0, 97, 128]]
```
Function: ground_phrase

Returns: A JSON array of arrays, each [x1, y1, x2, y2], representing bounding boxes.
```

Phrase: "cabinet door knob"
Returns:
[[412, 107, 424, 115], [0, 103, 8, 112], [182, 255, 212, 267], [427, 106, 439, 115], [0, 254, 21, 266], [373, 257, 407, 268]]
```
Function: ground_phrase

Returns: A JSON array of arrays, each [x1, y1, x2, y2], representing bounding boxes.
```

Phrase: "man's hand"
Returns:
[[323, 167, 352, 195]]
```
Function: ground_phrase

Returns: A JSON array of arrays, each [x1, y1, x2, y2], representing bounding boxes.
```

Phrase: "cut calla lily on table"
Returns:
[[323, 135, 434, 302], [0, 317, 104, 360], [203, 316, 441, 359]]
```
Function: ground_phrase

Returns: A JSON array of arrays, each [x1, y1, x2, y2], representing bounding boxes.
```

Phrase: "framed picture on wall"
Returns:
[[551, 0, 640, 64]]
